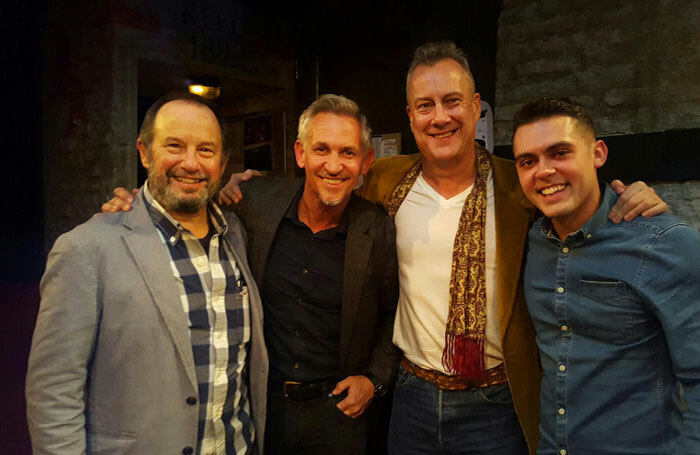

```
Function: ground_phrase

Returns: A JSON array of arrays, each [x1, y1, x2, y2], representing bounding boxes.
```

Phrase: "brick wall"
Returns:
[[495, 0, 700, 228], [43, 4, 126, 250]]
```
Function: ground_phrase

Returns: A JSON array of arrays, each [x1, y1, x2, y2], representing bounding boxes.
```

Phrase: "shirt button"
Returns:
[[558, 408, 566, 415], [562, 247, 570, 253], [586, 234, 592, 239], [561, 325, 569, 332], [182, 447, 194, 455], [294, 362, 301, 369], [186, 396, 197, 405], [560, 450, 567, 455], [557, 287, 565, 293], [558, 364, 566, 371]]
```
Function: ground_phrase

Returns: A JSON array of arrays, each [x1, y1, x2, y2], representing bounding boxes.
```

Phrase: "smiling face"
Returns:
[[295, 112, 374, 212], [406, 58, 481, 168], [513, 115, 608, 239], [137, 100, 227, 218]]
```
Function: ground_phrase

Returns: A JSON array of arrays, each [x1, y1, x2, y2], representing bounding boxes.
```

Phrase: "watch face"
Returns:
[[374, 382, 386, 397]]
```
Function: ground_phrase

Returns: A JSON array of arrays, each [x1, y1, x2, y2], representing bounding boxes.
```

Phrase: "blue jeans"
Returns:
[[388, 365, 528, 455]]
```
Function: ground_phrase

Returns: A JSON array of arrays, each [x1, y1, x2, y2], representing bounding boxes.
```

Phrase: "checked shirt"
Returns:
[[144, 184, 253, 455]]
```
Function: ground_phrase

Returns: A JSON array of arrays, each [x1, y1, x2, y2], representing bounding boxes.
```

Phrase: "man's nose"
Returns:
[[431, 103, 450, 126], [181, 148, 201, 171], [535, 161, 555, 179], [324, 153, 342, 174]]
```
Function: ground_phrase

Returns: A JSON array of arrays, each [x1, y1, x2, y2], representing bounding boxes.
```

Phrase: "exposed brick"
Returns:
[[603, 88, 633, 107], [495, 0, 700, 227], [653, 181, 700, 230], [517, 57, 577, 77]]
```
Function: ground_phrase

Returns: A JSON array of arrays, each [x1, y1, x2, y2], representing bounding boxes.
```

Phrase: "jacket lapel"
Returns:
[[492, 157, 532, 341], [122, 195, 198, 392], [245, 180, 302, 285], [339, 195, 373, 374], [223, 218, 265, 348]]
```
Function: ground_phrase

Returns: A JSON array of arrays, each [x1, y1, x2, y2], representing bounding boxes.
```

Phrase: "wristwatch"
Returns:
[[366, 373, 387, 397]]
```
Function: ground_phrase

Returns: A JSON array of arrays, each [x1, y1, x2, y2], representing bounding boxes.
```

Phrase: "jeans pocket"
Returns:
[[477, 383, 514, 405], [395, 365, 414, 389]]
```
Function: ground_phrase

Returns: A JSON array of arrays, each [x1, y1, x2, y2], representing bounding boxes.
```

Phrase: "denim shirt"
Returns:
[[524, 184, 700, 455]]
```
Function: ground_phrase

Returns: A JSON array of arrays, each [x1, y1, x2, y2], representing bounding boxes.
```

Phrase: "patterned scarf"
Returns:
[[386, 144, 492, 379]]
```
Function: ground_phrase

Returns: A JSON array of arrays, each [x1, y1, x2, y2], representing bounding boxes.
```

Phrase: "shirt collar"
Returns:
[[283, 181, 349, 239], [142, 181, 228, 246], [537, 183, 615, 243]]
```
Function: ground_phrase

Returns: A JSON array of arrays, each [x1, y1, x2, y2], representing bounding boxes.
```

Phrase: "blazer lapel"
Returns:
[[339, 195, 373, 374], [122, 197, 198, 392], [492, 158, 531, 341], [244, 180, 302, 285], [223, 218, 259, 308], [223, 219, 264, 342]]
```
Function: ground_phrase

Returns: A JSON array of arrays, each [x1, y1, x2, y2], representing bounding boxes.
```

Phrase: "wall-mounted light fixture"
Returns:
[[188, 80, 221, 99]]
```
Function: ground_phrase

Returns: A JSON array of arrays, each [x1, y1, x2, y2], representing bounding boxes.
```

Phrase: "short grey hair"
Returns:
[[297, 94, 372, 154], [406, 41, 476, 101]]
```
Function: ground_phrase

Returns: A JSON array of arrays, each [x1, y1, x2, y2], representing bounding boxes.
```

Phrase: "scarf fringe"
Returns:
[[443, 333, 486, 380]]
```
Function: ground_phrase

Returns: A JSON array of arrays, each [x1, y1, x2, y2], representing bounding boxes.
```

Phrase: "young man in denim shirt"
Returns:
[[512, 98, 700, 455]]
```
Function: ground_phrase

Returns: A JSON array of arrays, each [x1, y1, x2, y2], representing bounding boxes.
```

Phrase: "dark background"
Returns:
[[3, 1, 44, 452], [3, 0, 698, 452], [1, 1, 503, 452]]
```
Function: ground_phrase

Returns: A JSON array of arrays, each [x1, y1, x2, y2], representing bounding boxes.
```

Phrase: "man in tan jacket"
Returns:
[[109, 43, 666, 455], [355, 42, 666, 455]]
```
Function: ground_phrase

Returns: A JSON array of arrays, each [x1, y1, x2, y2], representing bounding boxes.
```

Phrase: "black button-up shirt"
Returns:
[[262, 189, 347, 381]]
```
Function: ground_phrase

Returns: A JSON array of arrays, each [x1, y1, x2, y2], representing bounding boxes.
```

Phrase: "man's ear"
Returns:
[[294, 140, 306, 169], [219, 154, 230, 177], [361, 149, 375, 175], [593, 140, 609, 169], [137, 139, 150, 169], [471, 92, 482, 123]]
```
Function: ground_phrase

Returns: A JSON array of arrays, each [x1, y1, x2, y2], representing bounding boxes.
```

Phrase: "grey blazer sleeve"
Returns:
[[26, 230, 99, 455]]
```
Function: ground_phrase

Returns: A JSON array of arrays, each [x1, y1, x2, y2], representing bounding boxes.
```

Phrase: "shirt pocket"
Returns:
[[573, 279, 637, 344], [225, 291, 247, 345]]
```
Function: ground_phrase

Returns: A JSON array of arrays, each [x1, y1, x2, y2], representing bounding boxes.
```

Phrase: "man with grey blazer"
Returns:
[[26, 92, 268, 455], [101, 94, 400, 454]]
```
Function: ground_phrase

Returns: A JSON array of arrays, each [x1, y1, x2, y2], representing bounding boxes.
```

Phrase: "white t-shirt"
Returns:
[[392, 171, 503, 373]]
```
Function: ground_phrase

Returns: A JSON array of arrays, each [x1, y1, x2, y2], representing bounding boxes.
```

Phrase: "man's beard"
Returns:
[[148, 169, 220, 214], [319, 195, 343, 207]]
